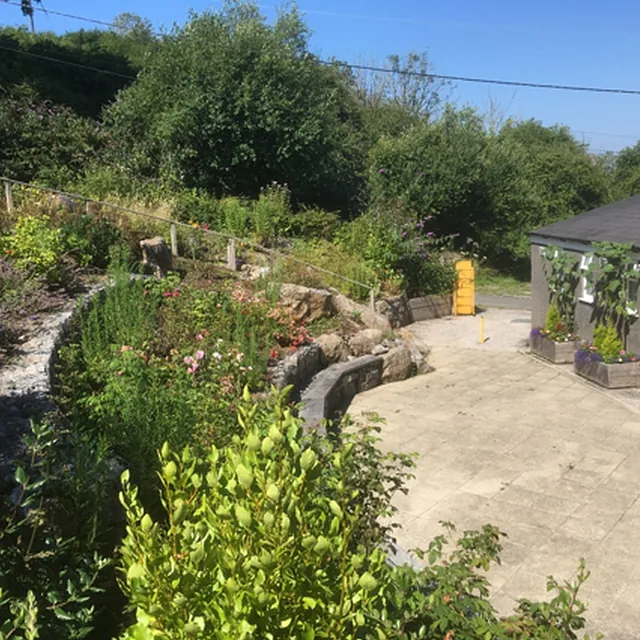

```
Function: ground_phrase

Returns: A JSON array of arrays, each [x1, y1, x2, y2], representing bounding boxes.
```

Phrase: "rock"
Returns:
[[375, 295, 411, 328], [315, 333, 347, 364], [279, 284, 334, 322], [140, 237, 172, 278], [396, 329, 431, 374], [381, 344, 413, 382], [332, 293, 390, 331], [270, 343, 324, 391], [349, 329, 384, 357], [371, 343, 389, 356]]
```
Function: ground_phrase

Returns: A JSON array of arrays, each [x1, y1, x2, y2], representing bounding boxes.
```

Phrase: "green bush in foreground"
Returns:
[[118, 393, 597, 640]]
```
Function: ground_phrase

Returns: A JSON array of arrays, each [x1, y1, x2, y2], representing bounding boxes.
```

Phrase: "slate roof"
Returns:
[[531, 195, 640, 249]]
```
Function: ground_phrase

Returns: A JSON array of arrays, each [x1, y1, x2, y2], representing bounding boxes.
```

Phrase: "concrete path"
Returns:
[[350, 345, 640, 639], [410, 307, 532, 352]]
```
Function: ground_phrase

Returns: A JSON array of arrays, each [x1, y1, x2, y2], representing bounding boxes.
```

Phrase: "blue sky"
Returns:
[[2, 0, 640, 152]]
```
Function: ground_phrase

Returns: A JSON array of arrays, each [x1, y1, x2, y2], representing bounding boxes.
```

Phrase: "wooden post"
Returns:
[[227, 238, 237, 271], [170, 223, 178, 257], [369, 288, 376, 313], [4, 181, 13, 216]]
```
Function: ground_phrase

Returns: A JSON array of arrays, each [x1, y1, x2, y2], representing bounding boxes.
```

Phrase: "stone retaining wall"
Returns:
[[299, 355, 383, 435]]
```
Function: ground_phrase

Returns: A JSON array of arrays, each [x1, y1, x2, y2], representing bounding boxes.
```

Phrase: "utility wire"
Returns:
[[3, 2, 640, 97], [0, 43, 138, 78], [326, 62, 640, 97], [3, 1, 640, 97]]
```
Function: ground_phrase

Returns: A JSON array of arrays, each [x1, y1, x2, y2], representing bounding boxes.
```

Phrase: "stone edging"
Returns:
[[299, 355, 383, 435], [0, 284, 103, 488]]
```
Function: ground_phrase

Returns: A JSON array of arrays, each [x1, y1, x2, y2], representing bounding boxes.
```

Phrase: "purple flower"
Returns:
[[427, 232, 435, 238], [530, 327, 544, 340], [378, 168, 386, 174], [196, 350, 205, 360], [401, 231, 407, 239]]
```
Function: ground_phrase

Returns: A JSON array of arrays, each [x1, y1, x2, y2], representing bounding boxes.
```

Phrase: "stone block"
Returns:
[[408, 294, 453, 321]]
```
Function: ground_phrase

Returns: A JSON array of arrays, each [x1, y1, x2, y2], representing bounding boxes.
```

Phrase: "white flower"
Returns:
[[212, 352, 222, 361]]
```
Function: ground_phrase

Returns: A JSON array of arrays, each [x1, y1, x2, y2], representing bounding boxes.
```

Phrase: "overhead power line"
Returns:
[[3, 4, 640, 97], [0, 43, 138, 78], [326, 62, 640, 97]]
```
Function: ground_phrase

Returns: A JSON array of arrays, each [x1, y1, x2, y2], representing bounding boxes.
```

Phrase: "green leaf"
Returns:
[[14, 466, 26, 485]]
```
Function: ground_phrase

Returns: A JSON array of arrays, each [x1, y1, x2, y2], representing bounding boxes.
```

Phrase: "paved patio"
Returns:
[[350, 343, 640, 639]]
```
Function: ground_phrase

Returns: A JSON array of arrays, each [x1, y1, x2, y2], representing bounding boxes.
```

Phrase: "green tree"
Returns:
[[105, 2, 367, 213], [496, 119, 611, 225], [0, 84, 104, 185], [355, 51, 447, 140], [0, 26, 140, 117], [613, 141, 640, 197], [368, 106, 487, 238]]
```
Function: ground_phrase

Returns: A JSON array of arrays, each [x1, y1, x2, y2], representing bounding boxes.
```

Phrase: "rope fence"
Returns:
[[1, 177, 377, 311]]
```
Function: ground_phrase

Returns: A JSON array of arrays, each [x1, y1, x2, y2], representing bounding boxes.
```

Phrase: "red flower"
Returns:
[[269, 349, 278, 359]]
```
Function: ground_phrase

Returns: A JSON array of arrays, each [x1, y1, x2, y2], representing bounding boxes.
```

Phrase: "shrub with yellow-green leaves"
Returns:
[[118, 390, 388, 639]]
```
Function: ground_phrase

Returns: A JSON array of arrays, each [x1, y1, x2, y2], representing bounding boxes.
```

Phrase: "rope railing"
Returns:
[[1, 177, 376, 310]]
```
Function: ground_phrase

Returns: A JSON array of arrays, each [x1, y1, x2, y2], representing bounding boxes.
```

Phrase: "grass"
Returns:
[[475, 265, 531, 296]]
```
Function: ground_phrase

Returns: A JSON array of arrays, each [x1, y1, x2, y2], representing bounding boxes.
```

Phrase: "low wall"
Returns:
[[299, 355, 383, 435], [408, 294, 453, 322]]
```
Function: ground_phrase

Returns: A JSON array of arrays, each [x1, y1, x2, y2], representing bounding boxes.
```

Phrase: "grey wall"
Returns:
[[531, 241, 640, 349]]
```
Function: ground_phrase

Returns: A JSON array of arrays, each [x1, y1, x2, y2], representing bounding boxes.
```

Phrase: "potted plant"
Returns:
[[573, 242, 640, 388], [530, 247, 579, 364], [574, 323, 640, 388], [530, 302, 578, 364]]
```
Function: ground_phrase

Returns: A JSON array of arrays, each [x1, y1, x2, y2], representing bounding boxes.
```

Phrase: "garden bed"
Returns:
[[574, 357, 640, 388], [530, 333, 576, 364]]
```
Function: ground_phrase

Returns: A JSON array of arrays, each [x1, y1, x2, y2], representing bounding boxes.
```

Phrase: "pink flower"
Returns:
[[621, 350, 626, 355], [163, 291, 172, 298], [187, 363, 199, 374], [196, 350, 205, 360], [121, 345, 133, 352], [196, 333, 204, 341], [172, 290, 180, 298], [184, 356, 194, 365], [116, 370, 123, 376]]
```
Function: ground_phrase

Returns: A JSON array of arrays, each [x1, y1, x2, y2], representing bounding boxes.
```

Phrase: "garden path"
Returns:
[[350, 318, 640, 639]]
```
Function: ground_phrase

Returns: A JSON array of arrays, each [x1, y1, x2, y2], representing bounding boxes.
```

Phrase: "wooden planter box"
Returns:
[[574, 358, 640, 389], [530, 334, 576, 364], [408, 294, 453, 322]]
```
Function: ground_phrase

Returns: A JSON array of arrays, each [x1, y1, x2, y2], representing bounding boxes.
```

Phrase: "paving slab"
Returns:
[[349, 344, 640, 639]]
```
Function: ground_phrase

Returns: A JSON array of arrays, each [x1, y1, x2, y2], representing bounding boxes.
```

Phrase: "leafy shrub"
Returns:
[[545, 302, 561, 333], [250, 182, 293, 245], [118, 396, 598, 639], [61, 214, 122, 269], [173, 189, 222, 227], [338, 209, 457, 297], [592, 323, 624, 362], [118, 392, 391, 638], [0, 421, 111, 639], [291, 207, 342, 240], [221, 197, 251, 238], [1, 215, 70, 285]]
